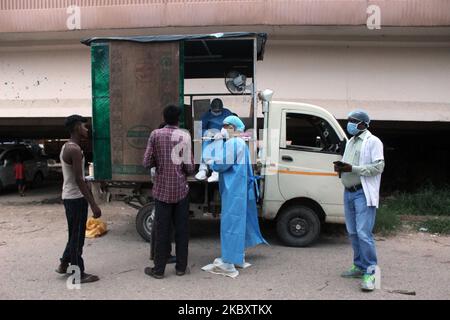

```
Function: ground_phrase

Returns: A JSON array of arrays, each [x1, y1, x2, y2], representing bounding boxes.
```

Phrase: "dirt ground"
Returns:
[[0, 183, 449, 300]]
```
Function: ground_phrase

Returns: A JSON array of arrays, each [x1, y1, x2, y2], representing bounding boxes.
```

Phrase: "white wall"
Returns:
[[258, 41, 450, 121], [1, 40, 450, 121], [0, 45, 91, 117]]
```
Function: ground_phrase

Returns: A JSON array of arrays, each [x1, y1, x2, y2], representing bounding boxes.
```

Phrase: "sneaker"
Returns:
[[341, 264, 364, 278], [207, 171, 219, 183], [361, 274, 376, 291], [144, 267, 164, 279], [195, 170, 207, 181], [80, 273, 100, 284], [55, 262, 69, 274], [176, 267, 190, 276]]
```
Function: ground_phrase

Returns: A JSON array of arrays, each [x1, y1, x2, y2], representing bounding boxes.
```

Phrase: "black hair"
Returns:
[[211, 98, 223, 110], [66, 121, 81, 133], [163, 105, 180, 126], [65, 114, 87, 133]]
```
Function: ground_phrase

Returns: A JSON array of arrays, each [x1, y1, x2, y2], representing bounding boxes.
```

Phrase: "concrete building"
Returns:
[[1, 0, 450, 189]]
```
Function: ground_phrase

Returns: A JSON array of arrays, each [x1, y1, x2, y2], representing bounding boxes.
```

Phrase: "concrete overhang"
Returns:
[[1, 0, 449, 45]]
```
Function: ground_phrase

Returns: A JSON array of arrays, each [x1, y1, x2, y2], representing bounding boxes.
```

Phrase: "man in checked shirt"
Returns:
[[143, 105, 195, 279]]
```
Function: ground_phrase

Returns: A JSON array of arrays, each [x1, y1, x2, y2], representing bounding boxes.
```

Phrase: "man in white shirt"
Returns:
[[334, 110, 385, 292]]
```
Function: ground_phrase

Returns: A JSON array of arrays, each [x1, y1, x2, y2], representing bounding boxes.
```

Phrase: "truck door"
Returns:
[[278, 111, 345, 205]]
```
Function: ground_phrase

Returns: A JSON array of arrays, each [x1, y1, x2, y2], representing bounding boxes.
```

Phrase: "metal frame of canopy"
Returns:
[[82, 32, 267, 180]]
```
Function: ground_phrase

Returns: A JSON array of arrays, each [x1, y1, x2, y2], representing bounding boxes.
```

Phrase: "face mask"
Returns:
[[221, 127, 231, 139], [347, 122, 361, 136], [211, 110, 222, 116]]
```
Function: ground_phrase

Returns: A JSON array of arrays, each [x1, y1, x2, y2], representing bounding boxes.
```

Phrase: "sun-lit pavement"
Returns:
[[1, 184, 449, 300]]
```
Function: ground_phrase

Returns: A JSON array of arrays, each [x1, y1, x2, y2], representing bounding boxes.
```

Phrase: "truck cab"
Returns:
[[260, 100, 348, 246]]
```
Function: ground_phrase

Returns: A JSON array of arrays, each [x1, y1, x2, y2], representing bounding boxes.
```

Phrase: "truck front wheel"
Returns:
[[136, 202, 155, 242], [276, 205, 321, 247]]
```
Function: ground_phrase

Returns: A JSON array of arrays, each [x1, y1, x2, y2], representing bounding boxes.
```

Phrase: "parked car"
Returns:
[[0, 144, 49, 193]]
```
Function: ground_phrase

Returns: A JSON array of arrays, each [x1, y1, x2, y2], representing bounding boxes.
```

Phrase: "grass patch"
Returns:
[[375, 185, 450, 235], [419, 217, 450, 235], [374, 205, 402, 235], [381, 185, 450, 216]]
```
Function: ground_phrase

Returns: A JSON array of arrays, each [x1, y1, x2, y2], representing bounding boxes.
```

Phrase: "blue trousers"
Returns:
[[344, 189, 377, 274]]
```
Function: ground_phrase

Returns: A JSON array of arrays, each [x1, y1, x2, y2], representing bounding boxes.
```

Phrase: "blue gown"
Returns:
[[201, 108, 233, 133], [201, 109, 232, 162], [212, 137, 268, 266]]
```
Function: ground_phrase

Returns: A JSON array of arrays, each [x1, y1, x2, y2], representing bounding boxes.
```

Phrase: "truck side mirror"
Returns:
[[315, 136, 322, 148]]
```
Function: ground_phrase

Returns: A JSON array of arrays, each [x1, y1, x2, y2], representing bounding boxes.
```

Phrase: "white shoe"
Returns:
[[207, 171, 219, 183], [195, 170, 207, 181]]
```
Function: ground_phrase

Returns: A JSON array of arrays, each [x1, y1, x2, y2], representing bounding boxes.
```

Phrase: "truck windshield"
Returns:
[[285, 113, 342, 154]]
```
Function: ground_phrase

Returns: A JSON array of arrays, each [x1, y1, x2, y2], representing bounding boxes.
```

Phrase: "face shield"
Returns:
[[221, 124, 235, 139]]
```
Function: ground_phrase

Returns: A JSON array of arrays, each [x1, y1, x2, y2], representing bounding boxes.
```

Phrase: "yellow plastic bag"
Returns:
[[85, 217, 107, 238]]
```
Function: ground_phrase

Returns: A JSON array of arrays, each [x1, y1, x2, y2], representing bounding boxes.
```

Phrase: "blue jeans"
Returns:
[[344, 189, 377, 274]]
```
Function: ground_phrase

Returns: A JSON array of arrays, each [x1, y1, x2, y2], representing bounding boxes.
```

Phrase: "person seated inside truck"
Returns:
[[201, 115, 267, 277], [195, 98, 232, 183]]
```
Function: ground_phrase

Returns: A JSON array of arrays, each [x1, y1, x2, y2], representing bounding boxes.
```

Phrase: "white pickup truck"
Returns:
[[83, 32, 348, 247], [132, 96, 348, 247]]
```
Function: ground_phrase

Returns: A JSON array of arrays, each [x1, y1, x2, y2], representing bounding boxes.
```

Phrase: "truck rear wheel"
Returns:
[[136, 202, 155, 242], [276, 205, 321, 247]]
